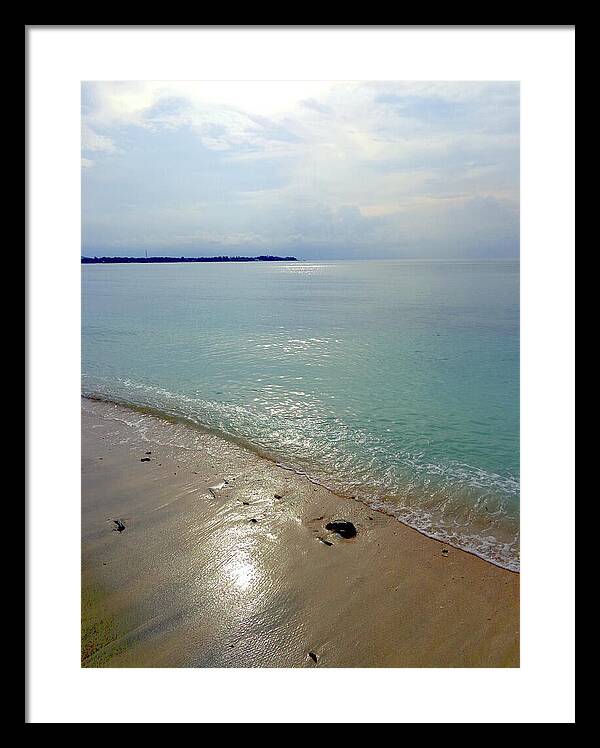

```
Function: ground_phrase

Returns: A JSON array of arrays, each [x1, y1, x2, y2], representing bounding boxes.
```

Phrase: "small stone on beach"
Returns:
[[325, 520, 357, 539], [308, 651, 318, 663], [250, 518, 258, 523], [274, 494, 283, 499], [141, 457, 151, 462]]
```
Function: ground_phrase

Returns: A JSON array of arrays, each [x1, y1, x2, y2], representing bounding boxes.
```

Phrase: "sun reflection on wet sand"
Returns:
[[224, 552, 257, 593], [211, 523, 269, 603]]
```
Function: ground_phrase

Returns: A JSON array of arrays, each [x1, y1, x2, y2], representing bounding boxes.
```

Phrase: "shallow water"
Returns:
[[82, 259, 519, 569]]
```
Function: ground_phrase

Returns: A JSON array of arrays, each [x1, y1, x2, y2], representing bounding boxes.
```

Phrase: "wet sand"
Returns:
[[81, 399, 519, 667]]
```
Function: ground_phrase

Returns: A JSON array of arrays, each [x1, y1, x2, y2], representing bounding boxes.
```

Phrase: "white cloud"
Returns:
[[81, 123, 117, 154], [82, 81, 519, 258]]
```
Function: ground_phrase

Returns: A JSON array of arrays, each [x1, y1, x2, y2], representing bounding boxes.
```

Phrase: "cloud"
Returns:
[[301, 98, 333, 115], [82, 81, 519, 258], [81, 123, 117, 154]]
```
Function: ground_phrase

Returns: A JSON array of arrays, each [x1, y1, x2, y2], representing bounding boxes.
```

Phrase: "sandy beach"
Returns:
[[82, 398, 519, 668]]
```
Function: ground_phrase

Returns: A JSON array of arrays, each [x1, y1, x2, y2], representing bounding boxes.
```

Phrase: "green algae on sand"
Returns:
[[81, 585, 126, 667]]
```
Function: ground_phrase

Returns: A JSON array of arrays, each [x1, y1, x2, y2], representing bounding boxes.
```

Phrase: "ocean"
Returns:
[[82, 259, 519, 570]]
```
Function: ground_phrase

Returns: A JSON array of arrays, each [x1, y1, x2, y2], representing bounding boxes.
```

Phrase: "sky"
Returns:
[[81, 81, 519, 260]]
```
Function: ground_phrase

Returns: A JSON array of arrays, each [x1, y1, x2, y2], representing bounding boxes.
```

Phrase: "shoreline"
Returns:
[[82, 392, 519, 573], [82, 398, 519, 667]]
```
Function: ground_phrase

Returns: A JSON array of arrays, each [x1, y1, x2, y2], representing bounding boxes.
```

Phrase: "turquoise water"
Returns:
[[82, 259, 519, 570]]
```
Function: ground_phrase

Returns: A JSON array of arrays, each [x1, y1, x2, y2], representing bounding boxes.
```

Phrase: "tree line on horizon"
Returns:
[[81, 255, 298, 264]]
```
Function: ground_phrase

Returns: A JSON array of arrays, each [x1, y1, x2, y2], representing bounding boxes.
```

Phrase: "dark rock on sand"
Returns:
[[325, 520, 357, 539], [112, 519, 126, 533], [274, 494, 283, 499], [318, 538, 333, 546], [308, 651, 318, 663], [250, 518, 258, 523], [140, 457, 151, 462], [145, 451, 152, 455]]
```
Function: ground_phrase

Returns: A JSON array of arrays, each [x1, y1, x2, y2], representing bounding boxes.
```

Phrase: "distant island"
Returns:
[[81, 255, 298, 264]]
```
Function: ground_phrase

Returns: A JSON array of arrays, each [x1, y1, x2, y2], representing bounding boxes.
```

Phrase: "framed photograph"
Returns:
[[26, 25, 575, 723]]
